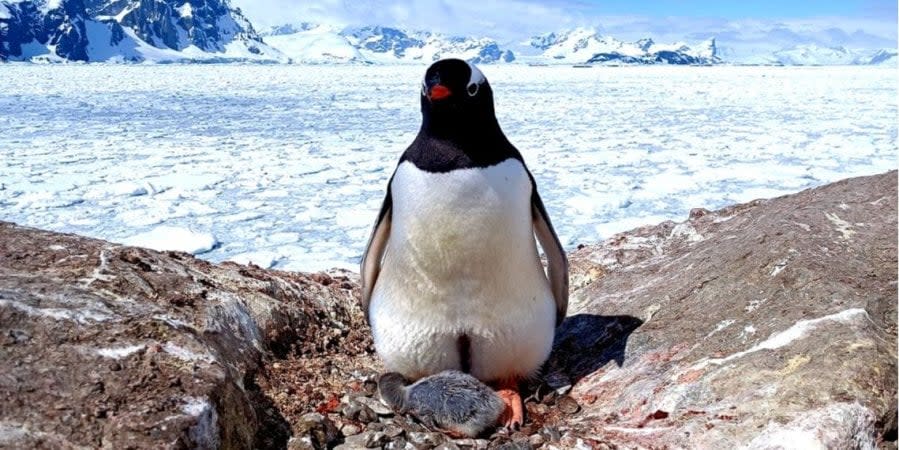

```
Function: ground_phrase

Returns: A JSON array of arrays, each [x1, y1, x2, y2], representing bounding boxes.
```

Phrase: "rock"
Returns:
[[549, 171, 897, 448], [556, 396, 580, 415], [528, 433, 546, 447], [408, 431, 446, 447], [294, 413, 339, 449], [341, 423, 362, 436], [355, 394, 396, 416], [0, 221, 365, 449]]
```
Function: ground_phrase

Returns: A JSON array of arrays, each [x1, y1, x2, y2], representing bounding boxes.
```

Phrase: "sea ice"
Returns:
[[0, 65, 895, 271]]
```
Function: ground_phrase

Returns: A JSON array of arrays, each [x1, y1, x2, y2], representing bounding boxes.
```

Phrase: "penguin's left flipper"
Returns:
[[531, 188, 569, 326], [360, 185, 393, 322]]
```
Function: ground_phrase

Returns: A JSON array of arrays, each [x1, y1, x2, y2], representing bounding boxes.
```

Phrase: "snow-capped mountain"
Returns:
[[260, 24, 515, 64], [0, 0, 286, 62], [526, 28, 720, 65], [260, 24, 364, 64], [772, 45, 896, 66], [344, 26, 515, 64], [867, 49, 898, 65], [731, 44, 898, 66]]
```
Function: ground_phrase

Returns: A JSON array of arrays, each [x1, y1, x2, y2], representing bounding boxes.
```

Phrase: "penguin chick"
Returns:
[[378, 370, 505, 438]]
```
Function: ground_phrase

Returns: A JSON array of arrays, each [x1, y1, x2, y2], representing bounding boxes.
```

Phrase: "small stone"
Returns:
[[510, 432, 530, 442], [540, 427, 562, 443], [338, 433, 369, 449], [453, 438, 489, 449], [384, 437, 410, 449], [295, 412, 339, 448], [366, 422, 385, 432], [342, 401, 378, 423], [408, 431, 444, 447], [364, 431, 386, 448], [383, 424, 405, 438], [556, 396, 580, 415], [341, 423, 362, 436], [494, 441, 533, 450], [355, 395, 395, 416], [433, 443, 461, 450], [528, 434, 545, 447]]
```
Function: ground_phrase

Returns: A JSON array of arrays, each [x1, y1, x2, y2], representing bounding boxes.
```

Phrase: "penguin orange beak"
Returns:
[[428, 84, 452, 101]]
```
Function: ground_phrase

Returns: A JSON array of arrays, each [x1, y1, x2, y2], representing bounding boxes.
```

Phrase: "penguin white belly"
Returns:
[[370, 159, 556, 382]]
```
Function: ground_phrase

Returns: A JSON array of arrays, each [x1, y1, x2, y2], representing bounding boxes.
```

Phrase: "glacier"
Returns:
[[0, 65, 895, 271]]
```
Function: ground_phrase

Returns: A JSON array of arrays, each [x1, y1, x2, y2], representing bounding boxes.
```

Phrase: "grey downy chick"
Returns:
[[378, 370, 505, 438]]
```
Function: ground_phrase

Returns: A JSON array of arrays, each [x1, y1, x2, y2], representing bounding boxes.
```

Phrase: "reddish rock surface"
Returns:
[[1, 171, 895, 449]]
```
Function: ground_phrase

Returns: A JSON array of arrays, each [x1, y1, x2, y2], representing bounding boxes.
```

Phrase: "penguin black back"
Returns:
[[403, 58, 523, 173]]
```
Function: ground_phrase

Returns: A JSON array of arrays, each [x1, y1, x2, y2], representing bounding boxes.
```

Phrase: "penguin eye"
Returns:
[[467, 82, 479, 97], [422, 81, 427, 96]]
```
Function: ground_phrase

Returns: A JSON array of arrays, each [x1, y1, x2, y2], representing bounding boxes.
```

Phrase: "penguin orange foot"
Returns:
[[493, 379, 524, 430]]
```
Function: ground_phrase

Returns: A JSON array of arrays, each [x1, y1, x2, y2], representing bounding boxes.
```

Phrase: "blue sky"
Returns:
[[573, 0, 897, 19], [234, 0, 898, 54]]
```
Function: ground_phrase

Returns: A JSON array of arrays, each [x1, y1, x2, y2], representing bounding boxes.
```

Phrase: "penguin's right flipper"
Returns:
[[531, 189, 569, 327], [360, 186, 392, 322]]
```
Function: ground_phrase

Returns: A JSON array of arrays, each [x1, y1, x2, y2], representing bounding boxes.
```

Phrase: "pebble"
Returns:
[[355, 395, 395, 416], [494, 441, 533, 450], [557, 396, 580, 415], [383, 424, 405, 438], [407, 431, 445, 447], [541, 427, 562, 443], [295, 413, 339, 448], [341, 423, 362, 436], [433, 443, 461, 450]]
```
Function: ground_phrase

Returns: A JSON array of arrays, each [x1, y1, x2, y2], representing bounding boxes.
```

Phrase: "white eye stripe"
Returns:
[[467, 82, 479, 96], [466, 62, 485, 86]]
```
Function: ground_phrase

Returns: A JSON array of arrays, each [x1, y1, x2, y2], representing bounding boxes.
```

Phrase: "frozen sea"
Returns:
[[1, 65, 896, 271]]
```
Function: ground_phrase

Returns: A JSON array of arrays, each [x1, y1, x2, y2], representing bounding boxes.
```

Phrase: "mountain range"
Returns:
[[1, 1, 895, 65], [0, 0, 285, 62]]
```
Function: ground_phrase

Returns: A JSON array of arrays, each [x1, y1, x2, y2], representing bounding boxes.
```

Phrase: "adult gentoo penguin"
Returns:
[[361, 58, 568, 429]]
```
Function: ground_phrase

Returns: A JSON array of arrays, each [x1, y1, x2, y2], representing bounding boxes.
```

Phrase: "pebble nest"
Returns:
[[252, 273, 591, 450], [260, 355, 585, 449]]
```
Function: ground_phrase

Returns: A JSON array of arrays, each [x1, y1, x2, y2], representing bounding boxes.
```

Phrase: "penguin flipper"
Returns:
[[531, 190, 569, 327], [361, 189, 392, 323]]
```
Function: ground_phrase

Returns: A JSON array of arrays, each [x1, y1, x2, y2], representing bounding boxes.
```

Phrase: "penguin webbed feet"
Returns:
[[491, 378, 524, 431]]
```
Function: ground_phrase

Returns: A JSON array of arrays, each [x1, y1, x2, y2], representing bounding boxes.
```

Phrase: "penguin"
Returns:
[[360, 58, 569, 429], [378, 371, 505, 438]]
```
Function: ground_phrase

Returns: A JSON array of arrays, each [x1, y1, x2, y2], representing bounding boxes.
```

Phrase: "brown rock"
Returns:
[[551, 171, 897, 448], [0, 221, 366, 449]]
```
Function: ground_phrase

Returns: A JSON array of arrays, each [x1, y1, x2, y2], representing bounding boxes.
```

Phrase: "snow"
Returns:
[[0, 65, 895, 271], [96, 344, 145, 359], [264, 27, 365, 64], [123, 226, 219, 255], [692, 308, 870, 370]]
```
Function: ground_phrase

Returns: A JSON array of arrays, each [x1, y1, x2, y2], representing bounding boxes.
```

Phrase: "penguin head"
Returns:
[[420, 58, 496, 134]]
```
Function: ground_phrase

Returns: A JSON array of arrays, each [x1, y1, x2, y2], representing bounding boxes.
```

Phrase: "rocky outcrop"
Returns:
[[0, 223, 366, 448], [554, 170, 897, 448], [0, 171, 896, 449], [0, 0, 284, 62]]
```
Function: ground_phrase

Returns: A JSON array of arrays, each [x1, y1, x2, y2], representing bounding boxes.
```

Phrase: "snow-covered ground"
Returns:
[[1, 65, 896, 272]]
